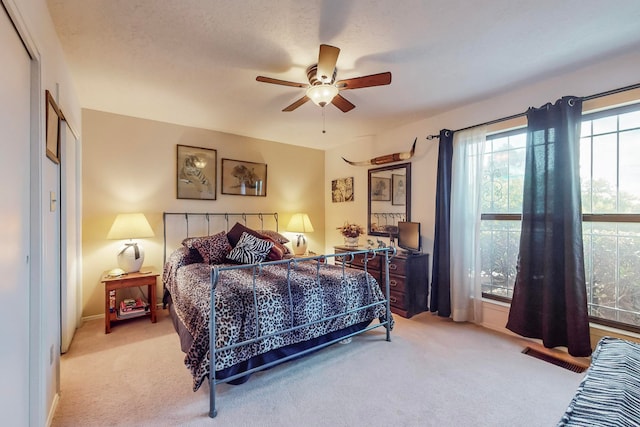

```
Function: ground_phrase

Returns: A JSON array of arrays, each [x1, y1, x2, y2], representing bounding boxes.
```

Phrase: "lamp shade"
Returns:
[[287, 213, 314, 233], [107, 213, 154, 273], [287, 213, 314, 256], [107, 213, 155, 240]]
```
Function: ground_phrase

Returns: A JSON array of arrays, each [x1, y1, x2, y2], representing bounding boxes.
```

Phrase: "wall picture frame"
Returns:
[[392, 174, 407, 205], [221, 158, 267, 196], [176, 144, 217, 200], [45, 90, 61, 164], [370, 176, 391, 201], [331, 177, 354, 202]]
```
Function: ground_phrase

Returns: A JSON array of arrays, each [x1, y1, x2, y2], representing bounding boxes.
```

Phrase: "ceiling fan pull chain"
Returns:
[[322, 107, 327, 134]]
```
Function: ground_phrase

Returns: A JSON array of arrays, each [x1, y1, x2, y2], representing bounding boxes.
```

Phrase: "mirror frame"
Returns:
[[367, 162, 411, 237]]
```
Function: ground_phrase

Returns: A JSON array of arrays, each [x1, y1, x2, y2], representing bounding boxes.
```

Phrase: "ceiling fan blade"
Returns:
[[331, 94, 355, 113], [256, 76, 308, 88], [282, 96, 310, 112], [336, 72, 392, 90], [317, 44, 340, 83]]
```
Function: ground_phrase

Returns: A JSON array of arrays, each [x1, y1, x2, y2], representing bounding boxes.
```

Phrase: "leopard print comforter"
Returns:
[[164, 256, 390, 391]]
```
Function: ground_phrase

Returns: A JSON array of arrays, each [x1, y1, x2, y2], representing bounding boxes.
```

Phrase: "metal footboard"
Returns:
[[208, 248, 395, 418]]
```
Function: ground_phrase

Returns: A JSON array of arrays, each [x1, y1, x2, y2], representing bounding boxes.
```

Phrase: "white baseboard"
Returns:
[[46, 392, 59, 427]]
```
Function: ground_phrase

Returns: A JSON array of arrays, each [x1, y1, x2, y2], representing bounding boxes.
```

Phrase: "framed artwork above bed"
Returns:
[[176, 144, 217, 200], [221, 158, 267, 196]]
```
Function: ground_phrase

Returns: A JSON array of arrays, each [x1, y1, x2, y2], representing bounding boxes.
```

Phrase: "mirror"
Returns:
[[368, 162, 411, 237]]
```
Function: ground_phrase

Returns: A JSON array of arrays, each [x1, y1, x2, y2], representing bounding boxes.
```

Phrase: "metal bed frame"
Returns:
[[162, 212, 394, 418]]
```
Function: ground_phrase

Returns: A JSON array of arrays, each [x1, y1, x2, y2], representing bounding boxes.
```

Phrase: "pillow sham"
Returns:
[[263, 236, 287, 261], [227, 221, 290, 258], [259, 229, 290, 244], [182, 231, 231, 265], [226, 232, 273, 264], [226, 222, 265, 247]]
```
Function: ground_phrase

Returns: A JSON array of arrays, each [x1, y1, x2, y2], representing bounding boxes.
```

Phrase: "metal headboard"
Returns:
[[163, 212, 279, 264]]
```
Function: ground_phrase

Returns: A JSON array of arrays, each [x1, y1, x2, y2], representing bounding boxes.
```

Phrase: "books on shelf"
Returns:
[[117, 297, 149, 319]]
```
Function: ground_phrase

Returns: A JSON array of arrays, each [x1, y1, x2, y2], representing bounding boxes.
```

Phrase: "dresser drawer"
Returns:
[[387, 274, 407, 294], [350, 252, 381, 270], [387, 256, 407, 276], [389, 290, 408, 310]]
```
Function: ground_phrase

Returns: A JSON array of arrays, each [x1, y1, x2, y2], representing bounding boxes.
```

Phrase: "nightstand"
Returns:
[[101, 267, 159, 334]]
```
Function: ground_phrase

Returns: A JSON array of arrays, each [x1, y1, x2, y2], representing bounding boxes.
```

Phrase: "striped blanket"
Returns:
[[557, 336, 640, 426]]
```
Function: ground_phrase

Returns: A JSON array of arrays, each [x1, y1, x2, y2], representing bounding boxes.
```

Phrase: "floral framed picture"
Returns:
[[331, 177, 354, 202], [176, 144, 217, 200], [221, 158, 267, 196], [45, 90, 62, 164], [392, 174, 407, 205], [370, 176, 391, 201]]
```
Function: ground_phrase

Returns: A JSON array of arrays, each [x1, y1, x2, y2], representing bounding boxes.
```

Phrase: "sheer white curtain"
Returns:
[[450, 126, 486, 322]]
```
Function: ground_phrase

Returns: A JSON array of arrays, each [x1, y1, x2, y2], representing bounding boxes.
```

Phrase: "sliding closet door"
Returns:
[[61, 121, 81, 353], [0, 5, 32, 425]]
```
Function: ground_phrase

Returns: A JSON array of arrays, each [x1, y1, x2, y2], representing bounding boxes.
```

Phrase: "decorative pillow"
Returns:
[[260, 230, 290, 244], [226, 222, 266, 247], [182, 231, 231, 265], [226, 232, 273, 264], [227, 222, 290, 258], [263, 236, 286, 261]]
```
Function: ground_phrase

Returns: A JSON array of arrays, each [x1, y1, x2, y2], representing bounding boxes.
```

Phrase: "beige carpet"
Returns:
[[52, 309, 584, 426]]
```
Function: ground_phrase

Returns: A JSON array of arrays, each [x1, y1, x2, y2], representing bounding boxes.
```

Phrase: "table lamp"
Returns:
[[107, 213, 155, 273], [287, 213, 314, 256]]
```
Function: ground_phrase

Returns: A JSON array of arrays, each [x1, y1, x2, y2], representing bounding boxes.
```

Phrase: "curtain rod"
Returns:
[[425, 81, 640, 140]]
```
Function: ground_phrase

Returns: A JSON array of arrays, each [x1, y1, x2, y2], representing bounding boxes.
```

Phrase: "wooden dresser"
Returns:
[[334, 246, 429, 318]]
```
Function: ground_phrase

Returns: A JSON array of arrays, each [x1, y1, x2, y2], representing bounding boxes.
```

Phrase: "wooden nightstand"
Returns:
[[101, 267, 159, 334]]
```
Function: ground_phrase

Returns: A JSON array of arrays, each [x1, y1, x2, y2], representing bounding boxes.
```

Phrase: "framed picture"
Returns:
[[392, 174, 407, 205], [332, 177, 354, 202], [45, 90, 61, 164], [370, 177, 391, 201], [221, 158, 267, 196], [176, 144, 217, 200]]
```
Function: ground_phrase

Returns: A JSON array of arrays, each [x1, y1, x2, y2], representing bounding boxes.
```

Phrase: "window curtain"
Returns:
[[506, 96, 592, 357], [430, 129, 453, 317], [450, 126, 487, 322]]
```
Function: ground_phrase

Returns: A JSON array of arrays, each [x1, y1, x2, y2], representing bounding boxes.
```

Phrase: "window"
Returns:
[[480, 129, 525, 300], [581, 104, 640, 330], [479, 102, 640, 331]]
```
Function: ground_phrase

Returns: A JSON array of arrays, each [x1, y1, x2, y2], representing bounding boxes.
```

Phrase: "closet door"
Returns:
[[61, 121, 80, 352], [0, 5, 32, 425]]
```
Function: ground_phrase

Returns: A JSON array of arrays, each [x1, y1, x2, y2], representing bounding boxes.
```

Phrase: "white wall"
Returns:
[[0, 0, 81, 425], [325, 49, 640, 328]]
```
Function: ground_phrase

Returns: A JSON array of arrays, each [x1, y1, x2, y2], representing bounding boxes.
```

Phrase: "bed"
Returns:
[[557, 336, 640, 426], [162, 212, 394, 418]]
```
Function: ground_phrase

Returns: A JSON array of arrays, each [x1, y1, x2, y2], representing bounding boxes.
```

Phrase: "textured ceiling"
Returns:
[[47, 0, 640, 149]]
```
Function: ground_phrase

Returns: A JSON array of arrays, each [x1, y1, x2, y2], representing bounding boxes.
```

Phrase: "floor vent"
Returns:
[[522, 347, 587, 373]]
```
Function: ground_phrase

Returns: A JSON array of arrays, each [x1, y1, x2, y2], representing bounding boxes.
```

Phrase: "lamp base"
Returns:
[[117, 243, 145, 273], [292, 234, 307, 256]]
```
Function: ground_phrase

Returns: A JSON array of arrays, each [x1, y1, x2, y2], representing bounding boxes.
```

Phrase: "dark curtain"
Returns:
[[430, 129, 453, 317], [506, 96, 591, 357]]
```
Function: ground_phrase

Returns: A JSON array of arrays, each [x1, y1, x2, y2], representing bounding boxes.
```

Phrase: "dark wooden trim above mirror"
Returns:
[[368, 162, 411, 237]]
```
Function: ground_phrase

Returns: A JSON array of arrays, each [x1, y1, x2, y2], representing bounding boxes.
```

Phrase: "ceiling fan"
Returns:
[[256, 44, 391, 113]]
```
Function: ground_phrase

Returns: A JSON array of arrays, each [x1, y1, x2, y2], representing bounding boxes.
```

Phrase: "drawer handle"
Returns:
[[390, 280, 397, 287], [389, 264, 397, 271], [390, 296, 397, 303]]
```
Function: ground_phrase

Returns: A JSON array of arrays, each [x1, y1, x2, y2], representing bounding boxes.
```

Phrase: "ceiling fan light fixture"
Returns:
[[306, 84, 339, 107]]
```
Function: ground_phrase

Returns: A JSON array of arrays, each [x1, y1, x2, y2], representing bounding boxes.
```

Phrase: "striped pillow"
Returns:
[[226, 232, 273, 264]]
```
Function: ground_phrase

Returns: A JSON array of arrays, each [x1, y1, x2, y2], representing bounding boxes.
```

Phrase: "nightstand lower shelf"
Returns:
[[101, 267, 159, 334]]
